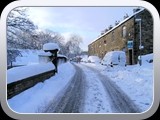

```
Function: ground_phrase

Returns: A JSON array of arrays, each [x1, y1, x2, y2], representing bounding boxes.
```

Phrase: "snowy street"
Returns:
[[42, 63, 141, 113], [7, 50, 153, 113]]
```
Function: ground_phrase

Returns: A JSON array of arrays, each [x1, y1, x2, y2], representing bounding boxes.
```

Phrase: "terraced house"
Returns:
[[88, 8, 153, 65]]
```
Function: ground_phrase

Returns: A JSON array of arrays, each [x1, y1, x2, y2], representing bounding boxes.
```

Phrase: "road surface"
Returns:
[[43, 63, 142, 113]]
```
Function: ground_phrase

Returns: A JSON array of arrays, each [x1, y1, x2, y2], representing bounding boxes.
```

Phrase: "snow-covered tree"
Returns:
[[7, 7, 37, 48], [7, 7, 37, 67]]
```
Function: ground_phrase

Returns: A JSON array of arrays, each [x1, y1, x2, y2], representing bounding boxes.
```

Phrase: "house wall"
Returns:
[[88, 18, 135, 63]]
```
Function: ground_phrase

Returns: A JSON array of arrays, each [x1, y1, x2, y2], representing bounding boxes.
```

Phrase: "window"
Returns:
[[122, 26, 126, 38], [104, 40, 106, 44]]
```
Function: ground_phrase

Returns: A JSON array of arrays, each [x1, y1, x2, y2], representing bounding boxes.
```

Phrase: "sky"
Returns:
[[26, 6, 140, 51], [7, 49, 153, 114]]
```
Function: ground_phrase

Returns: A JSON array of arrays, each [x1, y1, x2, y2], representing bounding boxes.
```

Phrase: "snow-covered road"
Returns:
[[43, 63, 86, 113], [43, 63, 141, 113]]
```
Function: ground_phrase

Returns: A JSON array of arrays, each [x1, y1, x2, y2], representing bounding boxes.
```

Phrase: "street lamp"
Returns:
[[135, 18, 142, 66]]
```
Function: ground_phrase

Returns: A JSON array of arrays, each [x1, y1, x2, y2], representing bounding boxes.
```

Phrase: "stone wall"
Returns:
[[7, 70, 55, 99], [7, 54, 68, 100]]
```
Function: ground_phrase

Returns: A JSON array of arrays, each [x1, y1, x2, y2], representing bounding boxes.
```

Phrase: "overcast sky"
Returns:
[[26, 6, 139, 51]]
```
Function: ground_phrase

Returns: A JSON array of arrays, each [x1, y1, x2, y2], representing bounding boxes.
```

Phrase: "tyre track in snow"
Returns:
[[78, 64, 112, 113], [81, 64, 142, 113], [44, 63, 86, 113], [44, 63, 141, 113]]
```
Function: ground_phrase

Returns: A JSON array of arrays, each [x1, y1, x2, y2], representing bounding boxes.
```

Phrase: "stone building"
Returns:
[[88, 8, 153, 65]]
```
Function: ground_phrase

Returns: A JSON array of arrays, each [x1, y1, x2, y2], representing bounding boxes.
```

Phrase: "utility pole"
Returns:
[[135, 18, 143, 66]]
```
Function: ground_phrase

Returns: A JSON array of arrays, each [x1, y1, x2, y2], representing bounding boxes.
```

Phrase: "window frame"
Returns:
[[122, 26, 127, 38]]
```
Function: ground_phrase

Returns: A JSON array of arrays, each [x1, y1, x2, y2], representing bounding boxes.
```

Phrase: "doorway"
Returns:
[[129, 49, 132, 65]]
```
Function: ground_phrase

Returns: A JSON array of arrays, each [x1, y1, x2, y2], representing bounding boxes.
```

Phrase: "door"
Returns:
[[129, 50, 132, 65]]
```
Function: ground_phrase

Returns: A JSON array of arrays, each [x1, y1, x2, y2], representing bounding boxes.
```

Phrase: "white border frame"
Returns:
[[0, 0, 159, 120]]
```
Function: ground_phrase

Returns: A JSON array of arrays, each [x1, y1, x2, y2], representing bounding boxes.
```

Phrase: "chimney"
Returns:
[[108, 25, 113, 30], [123, 14, 129, 20], [101, 30, 105, 35], [105, 28, 108, 32], [133, 7, 141, 13], [115, 21, 120, 26]]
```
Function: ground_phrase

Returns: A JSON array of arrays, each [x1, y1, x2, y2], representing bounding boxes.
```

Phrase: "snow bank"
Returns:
[[88, 56, 101, 63], [138, 53, 153, 68]]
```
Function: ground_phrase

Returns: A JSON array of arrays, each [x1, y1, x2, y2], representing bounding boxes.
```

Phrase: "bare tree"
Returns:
[[65, 34, 83, 58], [16, 31, 39, 49], [51, 32, 66, 55], [37, 30, 53, 45], [37, 29, 66, 53]]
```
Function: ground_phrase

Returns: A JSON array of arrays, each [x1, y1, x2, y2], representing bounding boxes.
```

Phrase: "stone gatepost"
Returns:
[[43, 43, 59, 73]]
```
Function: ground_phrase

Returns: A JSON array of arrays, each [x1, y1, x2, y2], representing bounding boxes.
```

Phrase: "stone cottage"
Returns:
[[88, 7, 153, 65]]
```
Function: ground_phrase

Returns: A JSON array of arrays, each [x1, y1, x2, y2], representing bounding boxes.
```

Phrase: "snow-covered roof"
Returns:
[[43, 43, 59, 51], [89, 8, 145, 45]]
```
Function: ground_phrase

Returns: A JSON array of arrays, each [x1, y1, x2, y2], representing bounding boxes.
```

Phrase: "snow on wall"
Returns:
[[7, 62, 55, 84], [38, 51, 52, 56]]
